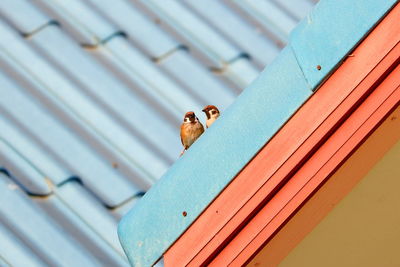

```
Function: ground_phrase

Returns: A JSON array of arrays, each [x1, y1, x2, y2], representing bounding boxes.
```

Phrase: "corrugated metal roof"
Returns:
[[0, 0, 315, 265]]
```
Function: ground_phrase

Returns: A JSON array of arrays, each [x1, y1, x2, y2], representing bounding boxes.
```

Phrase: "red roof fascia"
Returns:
[[165, 4, 400, 266], [212, 64, 400, 266], [246, 105, 400, 266]]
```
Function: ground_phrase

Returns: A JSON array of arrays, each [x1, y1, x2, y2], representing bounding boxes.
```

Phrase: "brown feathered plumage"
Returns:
[[180, 111, 204, 155]]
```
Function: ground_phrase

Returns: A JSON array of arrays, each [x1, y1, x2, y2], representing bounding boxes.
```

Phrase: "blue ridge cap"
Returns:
[[118, 0, 396, 265], [290, 0, 398, 89], [119, 46, 312, 266]]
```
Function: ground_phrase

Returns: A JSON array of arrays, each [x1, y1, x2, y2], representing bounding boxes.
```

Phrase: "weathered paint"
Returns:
[[290, 0, 398, 89], [118, 47, 312, 266]]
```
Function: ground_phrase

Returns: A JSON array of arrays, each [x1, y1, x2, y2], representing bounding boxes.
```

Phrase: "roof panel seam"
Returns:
[[289, 44, 313, 91]]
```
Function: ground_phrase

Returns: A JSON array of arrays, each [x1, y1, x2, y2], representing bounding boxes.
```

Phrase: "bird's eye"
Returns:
[[212, 110, 217, 115]]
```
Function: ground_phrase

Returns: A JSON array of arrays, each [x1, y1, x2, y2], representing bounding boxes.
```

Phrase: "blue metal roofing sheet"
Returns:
[[222, 56, 261, 89], [0, 174, 102, 266], [104, 37, 204, 114], [0, 222, 45, 266], [53, 181, 126, 257], [232, 0, 298, 40], [29, 25, 173, 174], [0, 0, 51, 35], [183, 0, 280, 68], [32, 0, 120, 46], [118, 0, 397, 265], [0, 138, 52, 196], [0, 113, 70, 186], [0, 0, 316, 265], [0, 59, 140, 207], [157, 48, 237, 110], [36, 188, 128, 267], [136, 0, 242, 68], [92, 37, 184, 122], [271, 0, 314, 21], [83, 0, 179, 59]]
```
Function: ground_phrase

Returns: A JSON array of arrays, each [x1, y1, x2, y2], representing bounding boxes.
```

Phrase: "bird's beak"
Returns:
[[202, 109, 206, 112]]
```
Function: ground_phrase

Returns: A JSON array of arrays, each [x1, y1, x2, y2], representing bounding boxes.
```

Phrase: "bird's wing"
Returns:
[[180, 123, 185, 147]]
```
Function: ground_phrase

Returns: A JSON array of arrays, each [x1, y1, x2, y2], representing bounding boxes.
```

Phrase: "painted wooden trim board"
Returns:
[[248, 106, 400, 266], [218, 68, 400, 266]]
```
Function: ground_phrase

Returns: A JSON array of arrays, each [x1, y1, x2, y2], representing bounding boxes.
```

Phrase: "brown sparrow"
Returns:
[[202, 105, 220, 128], [180, 111, 204, 155]]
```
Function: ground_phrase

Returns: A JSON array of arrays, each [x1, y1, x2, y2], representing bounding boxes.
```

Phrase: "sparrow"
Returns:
[[180, 111, 204, 155], [202, 105, 220, 128]]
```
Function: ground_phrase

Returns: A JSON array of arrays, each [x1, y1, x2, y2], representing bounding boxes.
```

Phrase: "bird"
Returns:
[[180, 111, 204, 156], [202, 105, 220, 128]]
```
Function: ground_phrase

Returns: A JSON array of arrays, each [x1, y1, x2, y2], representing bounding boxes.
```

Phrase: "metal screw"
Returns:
[[182, 211, 187, 217], [316, 65, 322, 70]]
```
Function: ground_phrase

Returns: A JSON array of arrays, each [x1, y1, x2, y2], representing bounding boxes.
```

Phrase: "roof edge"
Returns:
[[119, 46, 311, 267], [164, 5, 400, 263], [118, 0, 397, 265]]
